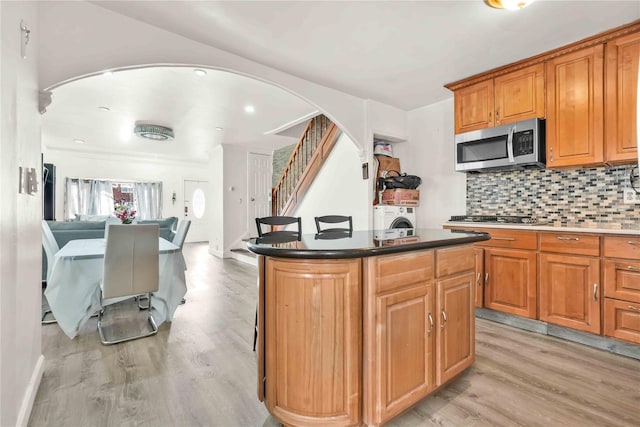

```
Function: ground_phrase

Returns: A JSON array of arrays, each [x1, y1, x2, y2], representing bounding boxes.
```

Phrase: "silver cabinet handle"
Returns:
[[627, 241, 640, 245], [485, 273, 489, 285], [627, 266, 640, 272], [557, 236, 580, 241], [593, 283, 598, 301], [492, 237, 516, 241], [476, 272, 481, 286], [427, 313, 434, 335], [441, 310, 447, 329], [628, 305, 640, 312]]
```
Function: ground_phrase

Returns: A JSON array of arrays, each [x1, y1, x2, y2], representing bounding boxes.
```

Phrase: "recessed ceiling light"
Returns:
[[194, 69, 207, 77], [73, 139, 85, 144], [98, 106, 111, 111], [244, 105, 255, 114], [103, 71, 114, 78], [215, 127, 223, 131], [485, 0, 535, 10]]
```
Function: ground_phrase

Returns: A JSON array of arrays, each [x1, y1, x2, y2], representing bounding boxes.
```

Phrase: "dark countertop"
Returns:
[[247, 228, 490, 259]]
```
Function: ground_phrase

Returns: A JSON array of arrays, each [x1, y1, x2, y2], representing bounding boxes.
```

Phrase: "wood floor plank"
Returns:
[[29, 243, 640, 427]]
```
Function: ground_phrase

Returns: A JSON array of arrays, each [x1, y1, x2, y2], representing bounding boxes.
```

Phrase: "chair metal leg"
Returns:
[[137, 294, 150, 310], [252, 309, 258, 351], [41, 309, 57, 324], [98, 292, 158, 345]]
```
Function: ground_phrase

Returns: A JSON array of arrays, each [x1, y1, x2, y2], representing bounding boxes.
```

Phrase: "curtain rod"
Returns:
[[65, 177, 162, 184]]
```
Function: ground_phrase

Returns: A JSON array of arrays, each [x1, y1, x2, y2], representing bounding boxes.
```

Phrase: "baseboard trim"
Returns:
[[16, 354, 45, 427], [476, 308, 640, 361]]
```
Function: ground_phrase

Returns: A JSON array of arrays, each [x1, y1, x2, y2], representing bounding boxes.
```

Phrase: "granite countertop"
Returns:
[[445, 221, 640, 236], [247, 228, 490, 259]]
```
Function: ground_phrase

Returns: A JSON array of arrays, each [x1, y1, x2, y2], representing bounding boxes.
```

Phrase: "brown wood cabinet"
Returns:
[[546, 45, 605, 168], [605, 31, 640, 163], [264, 258, 361, 427], [603, 235, 640, 344], [453, 64, 544, 134], [484, 248, 537, 319], [539, 253, 601, 334]]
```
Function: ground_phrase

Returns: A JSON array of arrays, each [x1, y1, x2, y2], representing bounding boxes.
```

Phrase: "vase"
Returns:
[[122, 219, 133, 224]]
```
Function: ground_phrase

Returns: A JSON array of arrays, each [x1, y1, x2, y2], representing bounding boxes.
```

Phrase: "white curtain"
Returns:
[[64, 179, 92, 220], [134, 182, 163, 220], [90, 180, 115, 215]]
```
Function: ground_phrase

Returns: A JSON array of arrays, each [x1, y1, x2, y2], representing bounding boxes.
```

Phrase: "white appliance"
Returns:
[[373, 205, 416, 230]]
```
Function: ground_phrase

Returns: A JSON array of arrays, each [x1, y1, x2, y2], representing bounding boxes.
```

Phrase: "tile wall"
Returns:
[[466, 165, 640, 227]]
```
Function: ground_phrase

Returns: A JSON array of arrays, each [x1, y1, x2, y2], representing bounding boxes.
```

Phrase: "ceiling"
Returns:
[[43, 1, 640, 162]]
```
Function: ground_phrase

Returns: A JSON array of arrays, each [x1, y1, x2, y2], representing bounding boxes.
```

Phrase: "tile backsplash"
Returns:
[[466, 165, 640, 227]]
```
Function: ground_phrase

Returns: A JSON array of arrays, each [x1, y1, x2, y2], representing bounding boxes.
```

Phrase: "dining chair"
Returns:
[[255, 216, 302, 240], [172, 219, 191, 249], [41, 220, 59, 324], [98, 224, 160, 345], [315, 215, 353, 233], [252, 216, 301, 351]]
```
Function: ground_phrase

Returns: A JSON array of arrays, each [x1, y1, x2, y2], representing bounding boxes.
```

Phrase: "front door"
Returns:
[[248, 153, 272, 236], [183, 179, 209, 242]]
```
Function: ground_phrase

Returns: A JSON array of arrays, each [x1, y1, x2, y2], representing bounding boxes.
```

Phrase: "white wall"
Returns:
[[0, 3, 45, 426], [41, 148, 210, 226], [222, 145, 250, 255], [405, 98, 466, 228], [293, 134, 369, 234], [209, 145, 225, 257], [37, 1, 367, 152]]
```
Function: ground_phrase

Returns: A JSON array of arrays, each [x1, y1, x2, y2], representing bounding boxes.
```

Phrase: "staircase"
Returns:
[[272, 114, 341, 216]]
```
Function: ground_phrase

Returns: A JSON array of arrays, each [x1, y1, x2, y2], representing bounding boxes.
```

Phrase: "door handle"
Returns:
[[476, 272, 481, 286], [427, 313, 434, 335], [627, 241, 640, 246], [626, 265, 640, 272], [440, 310, 447, 329], [593, 283, 598, 301], [557, 236, 579, 241], [628, 305, 640, 312], [492, 237, 515, 241], [250, 197, 255, 202], [485, 273, 489, 285]]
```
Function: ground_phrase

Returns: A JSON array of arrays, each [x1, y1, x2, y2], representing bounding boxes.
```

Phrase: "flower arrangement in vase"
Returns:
[[114, 203, 136, 224]]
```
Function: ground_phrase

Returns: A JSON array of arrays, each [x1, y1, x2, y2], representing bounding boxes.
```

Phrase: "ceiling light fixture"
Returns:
[[194, 69, 207, 77], [244, 105, 255, 113], [73, 139, 85, 144], [133, 124, 175, 141], [98, 106, 111, 111], [485, 0, 535, 10]]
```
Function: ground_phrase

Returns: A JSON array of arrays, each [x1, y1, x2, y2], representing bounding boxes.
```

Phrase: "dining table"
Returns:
[[44, 237, 187, 339]]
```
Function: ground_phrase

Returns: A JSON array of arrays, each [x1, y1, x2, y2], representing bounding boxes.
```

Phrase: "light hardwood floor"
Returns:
[[29, 243, 639, 427]]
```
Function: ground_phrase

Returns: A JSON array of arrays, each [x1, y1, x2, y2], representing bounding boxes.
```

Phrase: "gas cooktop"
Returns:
[[449, 215, 541, 224]]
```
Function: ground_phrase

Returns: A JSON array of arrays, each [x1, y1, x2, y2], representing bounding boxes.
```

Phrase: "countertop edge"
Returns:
[[247, 234, 489, 259], [444, 222, 640, 235]]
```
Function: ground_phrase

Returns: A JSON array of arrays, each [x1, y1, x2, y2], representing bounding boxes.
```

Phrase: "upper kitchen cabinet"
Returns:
[[452, 64, 545, 134], [605, 31, 640, 164], [545, 45, 605, 168]]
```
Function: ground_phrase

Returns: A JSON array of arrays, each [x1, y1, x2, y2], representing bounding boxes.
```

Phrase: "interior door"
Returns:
[[183, 179, 209, 243], [248, 153, 272, 235]]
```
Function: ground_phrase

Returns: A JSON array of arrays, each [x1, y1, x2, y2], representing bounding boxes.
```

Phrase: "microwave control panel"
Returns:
[[513, 130, 535, 156]]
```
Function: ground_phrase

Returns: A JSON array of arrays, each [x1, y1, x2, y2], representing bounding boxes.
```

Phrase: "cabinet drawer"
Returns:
[[604, 298, 640, 345], [604, 260, 640, 304], [373, 250, 434, 294], [436, 246, 475, 278], [603, 236, 640, 260], [453, 228, 537, 250], [539, 232, 600, 256]]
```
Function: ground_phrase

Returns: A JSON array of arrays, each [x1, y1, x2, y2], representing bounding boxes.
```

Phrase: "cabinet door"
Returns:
[[604, 298, 640, 345], [546, 45, 604, 167], [370, 283, 435, 425], [265, 258, 361, 427], [494, 63, 545, 126], [436, 272, 475, 386], [539, 254, 601, 334], [605, 31, 640, 163], [454, 79, 494, 134], [474, 247, 484, 308], [484, 248, 537, 319]]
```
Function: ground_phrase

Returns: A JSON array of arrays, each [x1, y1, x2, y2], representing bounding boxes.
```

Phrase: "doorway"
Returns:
[[247, 153, 272, 236], [183, 179, 209, 242]]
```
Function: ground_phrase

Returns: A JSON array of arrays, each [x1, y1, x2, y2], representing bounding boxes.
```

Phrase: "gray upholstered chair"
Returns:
[[172, 219, 191, 249], [41, 220, 59, 324], [98, 224, 160, 345]]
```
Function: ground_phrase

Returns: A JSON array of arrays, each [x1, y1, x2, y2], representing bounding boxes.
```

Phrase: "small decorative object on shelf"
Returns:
[[114, 203, 136, 224]]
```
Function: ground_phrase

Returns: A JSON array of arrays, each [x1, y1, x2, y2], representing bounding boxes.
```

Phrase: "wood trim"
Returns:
[[257, 255, 265, 402], [445, 20, 640, 92], [273, 120, 313, 192]]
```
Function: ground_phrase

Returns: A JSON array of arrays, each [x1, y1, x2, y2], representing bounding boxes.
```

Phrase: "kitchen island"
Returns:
[[248, 228, 489, 427]]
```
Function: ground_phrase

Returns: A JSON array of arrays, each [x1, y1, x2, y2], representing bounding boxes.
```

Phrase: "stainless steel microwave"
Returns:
[[455, 118, 545, 173]]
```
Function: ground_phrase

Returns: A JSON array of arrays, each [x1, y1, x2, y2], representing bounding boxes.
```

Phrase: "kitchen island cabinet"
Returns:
[[248, 229, 488, 427]]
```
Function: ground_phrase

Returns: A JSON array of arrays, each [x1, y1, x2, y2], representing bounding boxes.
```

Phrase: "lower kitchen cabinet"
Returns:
[[484, 248, 537, 319], [371, 282, 435, 424], [436, 272, 475, 385], [604, 298, 640, 344], [539, 254, 601, 334]]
